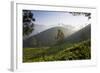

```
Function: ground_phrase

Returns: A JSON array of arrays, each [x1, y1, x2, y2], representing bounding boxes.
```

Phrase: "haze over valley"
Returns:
[[23, 10, 91, 62]]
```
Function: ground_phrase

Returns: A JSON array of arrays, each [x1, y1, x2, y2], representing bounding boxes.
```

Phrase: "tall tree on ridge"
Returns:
[[56, 29, 64, 44]]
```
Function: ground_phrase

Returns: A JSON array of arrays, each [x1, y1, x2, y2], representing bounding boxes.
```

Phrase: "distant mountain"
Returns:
[[28, 24, 76, 37], [64, 24, 91, 44], [23, 24, 91, 48], [23, 26, 74, 47]]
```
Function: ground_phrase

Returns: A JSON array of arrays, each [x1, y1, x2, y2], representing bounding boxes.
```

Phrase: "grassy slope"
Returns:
[[23, 39, 91, 62]]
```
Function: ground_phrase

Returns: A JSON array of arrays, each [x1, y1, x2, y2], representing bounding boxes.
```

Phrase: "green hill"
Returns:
[[64, 24, 91, 44], [23, 24, 91, 62], [23, 39, 91, 62], [23, 26, 74, 47]]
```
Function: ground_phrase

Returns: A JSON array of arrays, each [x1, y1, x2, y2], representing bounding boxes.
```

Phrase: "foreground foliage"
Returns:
[[23, 39, 91, 62]]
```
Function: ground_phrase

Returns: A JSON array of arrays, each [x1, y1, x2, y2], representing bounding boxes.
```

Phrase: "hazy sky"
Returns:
[[23, 10, 91, 39], [32, 10, 90, 30]]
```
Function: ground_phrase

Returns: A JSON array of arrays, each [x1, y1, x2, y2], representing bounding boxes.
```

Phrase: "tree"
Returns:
[[23, 10, 35, 36], [56, 29, 64, 44], [69, 12, 91, 20]]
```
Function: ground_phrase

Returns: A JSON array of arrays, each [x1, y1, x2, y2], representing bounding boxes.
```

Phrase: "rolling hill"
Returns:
[[23, 24, 91, 62], [23, 24, 91, 48], [23, 39, 91, 62], [23, 26, 74, 47], [64, 24, 91, 44]]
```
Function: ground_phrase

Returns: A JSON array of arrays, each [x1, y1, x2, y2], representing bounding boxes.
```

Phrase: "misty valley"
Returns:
[[23, 24, 91, 62], [23, 10, 91, 62]]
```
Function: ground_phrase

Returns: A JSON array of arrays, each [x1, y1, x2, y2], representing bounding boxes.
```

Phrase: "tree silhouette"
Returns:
[[23, 10, 35, 36], [56, 29, 64, 44], [69, 12, 91, 20]]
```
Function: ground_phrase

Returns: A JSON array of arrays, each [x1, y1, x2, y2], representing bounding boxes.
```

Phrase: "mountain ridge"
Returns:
[[23, 24, 91, 48]]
